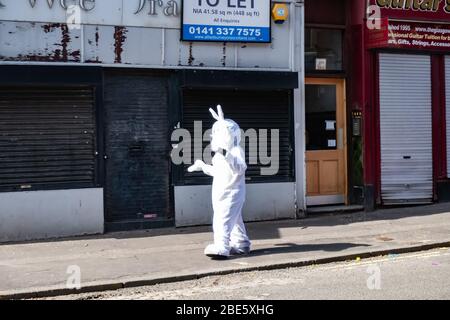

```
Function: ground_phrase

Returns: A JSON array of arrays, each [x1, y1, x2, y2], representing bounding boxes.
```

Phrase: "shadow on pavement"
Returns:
[[234, 242, 371, 259]]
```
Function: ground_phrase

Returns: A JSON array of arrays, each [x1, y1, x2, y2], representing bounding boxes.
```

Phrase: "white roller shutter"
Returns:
[[446, 56, 450, 178], [379, 53, 433, 204]]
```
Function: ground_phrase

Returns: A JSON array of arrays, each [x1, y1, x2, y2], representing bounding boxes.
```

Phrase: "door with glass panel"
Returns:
[[305, 78, 347, 206]]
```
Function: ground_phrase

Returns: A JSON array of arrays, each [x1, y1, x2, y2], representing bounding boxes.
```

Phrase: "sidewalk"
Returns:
[[1, 203, 450, 299]]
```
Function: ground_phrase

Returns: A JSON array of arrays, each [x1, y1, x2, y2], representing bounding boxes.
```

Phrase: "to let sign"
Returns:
[[181, 0, 271, 43]]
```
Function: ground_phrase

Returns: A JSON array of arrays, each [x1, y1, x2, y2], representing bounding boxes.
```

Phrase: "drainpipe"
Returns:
[[293, 0, 306, 218]]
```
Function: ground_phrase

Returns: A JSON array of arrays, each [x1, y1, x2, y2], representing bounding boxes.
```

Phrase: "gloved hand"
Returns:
[[188, 159, 206, 172]]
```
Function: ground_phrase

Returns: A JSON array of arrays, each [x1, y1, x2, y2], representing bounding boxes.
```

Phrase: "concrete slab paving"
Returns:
[[1, 203, 450, 299]]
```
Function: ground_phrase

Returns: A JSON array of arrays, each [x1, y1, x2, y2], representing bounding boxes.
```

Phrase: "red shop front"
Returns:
[[351, 0, 450, 209]]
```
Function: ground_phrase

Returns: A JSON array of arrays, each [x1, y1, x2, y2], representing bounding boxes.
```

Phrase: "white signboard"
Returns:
[[181, 0, 271, 43], [0, 0, 181, 29]]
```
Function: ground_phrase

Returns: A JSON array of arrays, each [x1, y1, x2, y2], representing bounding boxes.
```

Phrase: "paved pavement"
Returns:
[[46, 248, 450, 300], [1, 203, 450, 299]]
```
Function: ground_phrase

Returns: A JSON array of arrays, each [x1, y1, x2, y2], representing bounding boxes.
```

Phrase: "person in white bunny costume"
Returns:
[[188, 105, 251, 259]]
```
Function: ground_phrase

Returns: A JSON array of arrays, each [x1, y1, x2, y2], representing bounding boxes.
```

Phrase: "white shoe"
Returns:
[[230, 246, 251, 255], [204, 244, 229, 259]]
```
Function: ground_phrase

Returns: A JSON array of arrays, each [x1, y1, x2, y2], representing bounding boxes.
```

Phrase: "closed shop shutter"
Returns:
[[446, 56, 450, 178], [181, 89, 294, 184], [0, 86, 96, 191], [104, 73, 171, 223], [379, 53, 433, 204]]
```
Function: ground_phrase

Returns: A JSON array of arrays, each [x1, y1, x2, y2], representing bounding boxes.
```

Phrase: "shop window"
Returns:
[[305, 28, 343, 72]]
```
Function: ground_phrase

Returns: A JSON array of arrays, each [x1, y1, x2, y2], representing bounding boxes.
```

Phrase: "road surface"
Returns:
[[42, 248, 450, 300]]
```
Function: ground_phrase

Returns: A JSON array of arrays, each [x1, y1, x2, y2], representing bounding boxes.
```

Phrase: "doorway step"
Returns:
[[306, 205, 364, 215]]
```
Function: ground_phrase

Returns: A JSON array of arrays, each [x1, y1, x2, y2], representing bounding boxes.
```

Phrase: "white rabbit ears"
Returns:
[[209, 105, 224, 121]]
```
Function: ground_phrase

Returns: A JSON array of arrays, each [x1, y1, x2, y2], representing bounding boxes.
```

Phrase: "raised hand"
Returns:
[[188, 159, 206, 173]]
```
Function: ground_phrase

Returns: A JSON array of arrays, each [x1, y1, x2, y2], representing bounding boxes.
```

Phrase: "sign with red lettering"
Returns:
[[368, 0, 450, 22]]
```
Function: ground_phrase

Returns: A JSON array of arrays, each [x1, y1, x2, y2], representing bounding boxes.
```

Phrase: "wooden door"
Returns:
[[305, 78, 347, 206]]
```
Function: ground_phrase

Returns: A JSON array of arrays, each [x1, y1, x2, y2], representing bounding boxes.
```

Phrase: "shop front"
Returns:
[[0, 0, 305, 241], [359, 0, 450, 207], [304, 0, 354, 207], [174, 75, 299, 226]]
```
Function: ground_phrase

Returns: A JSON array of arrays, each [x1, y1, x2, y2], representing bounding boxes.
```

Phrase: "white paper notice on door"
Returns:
[[328, 139, 337, 148], [325, 120, 336, 131]]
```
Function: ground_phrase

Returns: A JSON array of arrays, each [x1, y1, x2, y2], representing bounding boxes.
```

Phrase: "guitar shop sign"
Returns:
[[366, 1, 450, 51], [368, 0, 450, 21], [0, 0, 181, 28], [181, 0, 271, 43]]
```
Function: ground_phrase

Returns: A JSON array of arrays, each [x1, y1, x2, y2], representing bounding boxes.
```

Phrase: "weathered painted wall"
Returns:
[[0, 0, 297, 70], [0, 188, 104, 243], [0, 21, 292, 69], [0, 0, 180, 29], [175, 182, 296, 227]]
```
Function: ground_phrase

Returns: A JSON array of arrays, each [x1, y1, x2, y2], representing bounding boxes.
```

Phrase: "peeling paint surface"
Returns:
[[0, 21, 81, 62], [113, 26, 128, 64], [0, 0, 179, 29], [0, 20, 292, 70]]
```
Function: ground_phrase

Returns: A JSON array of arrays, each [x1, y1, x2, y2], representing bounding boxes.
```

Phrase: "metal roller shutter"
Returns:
[[379, 53, 433, 204], [446, 56, 450, 178], [104, 74, 171, 223], [182, 89, 294, 184], [0, 86, 96, 192]]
